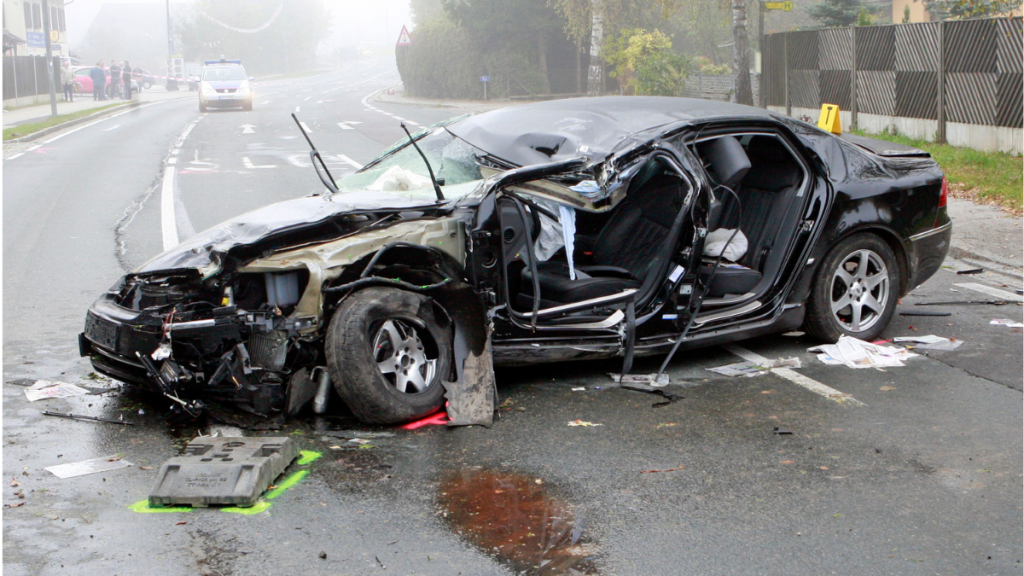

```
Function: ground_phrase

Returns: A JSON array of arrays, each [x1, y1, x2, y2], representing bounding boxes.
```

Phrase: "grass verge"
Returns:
[[3, 103, 128, 141], [852, 129, 1022, 214]]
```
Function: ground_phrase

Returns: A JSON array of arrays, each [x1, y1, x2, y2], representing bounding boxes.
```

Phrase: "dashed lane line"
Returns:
[[954, 282, 1024, 303], [723, 344, 866, 406], [161, 115, 203, 250]]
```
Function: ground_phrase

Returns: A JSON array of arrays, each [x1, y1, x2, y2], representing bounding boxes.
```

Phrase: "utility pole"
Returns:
[[758, 2, 765, 107], [165, 0, 178, 90], [41, 0, 58, 117]]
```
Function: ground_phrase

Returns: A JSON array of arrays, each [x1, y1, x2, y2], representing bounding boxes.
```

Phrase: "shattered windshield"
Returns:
[[337, 128, 487, 201]]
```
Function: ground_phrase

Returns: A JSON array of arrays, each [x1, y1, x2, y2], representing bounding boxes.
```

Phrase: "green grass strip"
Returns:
[[3, 103, 128, 141], [265, 470, 308, 500], [296, 450, 322, 466], [129, 500, 193, 513], [851, 129, 1023, 212], [221, 501, 272, 515]]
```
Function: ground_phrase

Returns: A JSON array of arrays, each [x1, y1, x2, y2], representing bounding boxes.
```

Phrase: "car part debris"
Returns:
[[608, 373, 671, 387], [567, 419, 602, 427], [808, 336, 917, 368], [400, 411, 449, 430], [46, 456, 133, 479], [956, 268, 984, 275], [42, 411, 134, 426], [707, 358, 800, 378], [773, 427, 793, 435], [990, 319, 1024, 328], [900, 310, 951, 317], [149, 437, 298, 508], [23, 381, 90, 402], [285, 368, 317, 417], [621, 383, 683, 407], [322, 430, 395, 439], [311, 367, 331, 414]]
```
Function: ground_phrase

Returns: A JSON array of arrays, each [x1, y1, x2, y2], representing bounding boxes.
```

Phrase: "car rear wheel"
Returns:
[[804, 233, 899, 343], [326, 287, 451, 424]]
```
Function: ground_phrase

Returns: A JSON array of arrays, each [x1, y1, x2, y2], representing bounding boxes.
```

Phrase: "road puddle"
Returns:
[[438, 468, 599, 575]]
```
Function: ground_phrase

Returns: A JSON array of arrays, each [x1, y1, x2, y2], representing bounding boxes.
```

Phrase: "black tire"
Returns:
[[243, 100, 253, 111], [143, 80, 153, 90], [199, 102, 207, 113], [326, 287, 451, 424], [804, 233, 900, 343]]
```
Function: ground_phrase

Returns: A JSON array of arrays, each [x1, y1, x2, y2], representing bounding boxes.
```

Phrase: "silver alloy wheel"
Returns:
[[829, 249, 890, 333], [372, 319, 436, 393]]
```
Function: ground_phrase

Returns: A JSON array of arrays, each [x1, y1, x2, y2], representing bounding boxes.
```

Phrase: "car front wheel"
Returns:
[[326, 287, 451, 424], [804, 233, 899, 343]]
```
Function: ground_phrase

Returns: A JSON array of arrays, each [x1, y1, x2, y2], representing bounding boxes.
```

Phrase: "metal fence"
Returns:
[[682, 72, 760, 103], [3, 55, 62, 101], [762, 17, 1023, 145]]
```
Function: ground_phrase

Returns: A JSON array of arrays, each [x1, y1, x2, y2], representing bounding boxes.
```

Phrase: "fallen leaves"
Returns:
[[9, 478, 19, 488], [780, 460, 795, 465], [5, 502, 25, 508], [879, 386, 895, 391], [567, 419, 602, 427]]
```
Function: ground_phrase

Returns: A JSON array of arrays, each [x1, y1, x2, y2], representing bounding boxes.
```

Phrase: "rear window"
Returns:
[[202, 66, 246, 81]]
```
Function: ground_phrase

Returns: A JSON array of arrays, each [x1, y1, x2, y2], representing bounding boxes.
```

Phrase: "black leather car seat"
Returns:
[[518, 173, 684, 308]]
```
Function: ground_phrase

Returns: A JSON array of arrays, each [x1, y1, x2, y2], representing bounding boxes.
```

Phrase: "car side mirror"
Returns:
[[249, 77, 255, 82]]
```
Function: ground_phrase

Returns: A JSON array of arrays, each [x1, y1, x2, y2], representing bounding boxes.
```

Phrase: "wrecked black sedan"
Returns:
[[81, 97, 951, 425]]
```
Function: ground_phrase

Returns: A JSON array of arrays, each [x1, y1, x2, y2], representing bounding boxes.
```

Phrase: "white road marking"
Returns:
[[240, 124, 256, 134], [160, 166, 178, 250], [103, 124, 121, 131], [171, 148, 180, 155], [723, 344, 866, 406], [317, 100, 323, 104], [337, 121, 363, 130], [336, 154, 363, 169], [27, 144, 41, 151], [242, 156, 276, 169], [404, 120, 420, 126], [304, 96, 311, 101], [954, 282, 1024, 302], [299, 121, 311, 133], [7, 153, 24, 160], [295, 106, 300, 113], [167, 157, 177, 164], [42, 102, 155, 143]]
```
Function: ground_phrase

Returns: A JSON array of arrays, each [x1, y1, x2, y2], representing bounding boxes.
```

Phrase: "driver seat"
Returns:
[[517, 174, 683, 308]]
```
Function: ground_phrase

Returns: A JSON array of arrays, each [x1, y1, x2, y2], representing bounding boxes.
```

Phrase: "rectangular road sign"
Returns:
[[764, 1, 793, 10]]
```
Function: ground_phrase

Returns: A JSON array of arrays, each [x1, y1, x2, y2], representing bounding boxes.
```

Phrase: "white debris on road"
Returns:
[[23, 381, 90, 402], [808, 336, 918, 369]]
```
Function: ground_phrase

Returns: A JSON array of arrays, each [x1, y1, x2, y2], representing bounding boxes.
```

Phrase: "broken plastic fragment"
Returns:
[[151, 341, 172, 361], [568, 180, 608, 200], [567, 419, 602, 427]]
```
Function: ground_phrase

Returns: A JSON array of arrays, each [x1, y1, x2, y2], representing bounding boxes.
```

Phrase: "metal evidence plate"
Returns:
[[148, 437, 299, 508]]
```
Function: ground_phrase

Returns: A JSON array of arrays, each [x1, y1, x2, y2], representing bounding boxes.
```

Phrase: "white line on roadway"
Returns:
[[723, 344, 866, 406], [26, 144, 41, 151], [336, 154, 363, 169], [304, 96, 311, 101], [160, 167, 178, 250], [103, 124, 121, 131], [954, 282, 1024, 302], [295, 106, 300, 113], [242, 157, 276, 169], [7, 153, 23, 159], [42, 102, 155, 144], [299, 121, 311, 133]]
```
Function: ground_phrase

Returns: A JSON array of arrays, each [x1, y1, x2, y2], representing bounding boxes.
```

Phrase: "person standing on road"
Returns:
[[122, 61, 133, 100], [108, 60, 121, 99], [61, 61, 75, 102], [91, 61, 106, 101]]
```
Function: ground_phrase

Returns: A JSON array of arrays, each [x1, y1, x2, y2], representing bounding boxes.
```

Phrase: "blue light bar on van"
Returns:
[[204, 60, 241, 65]]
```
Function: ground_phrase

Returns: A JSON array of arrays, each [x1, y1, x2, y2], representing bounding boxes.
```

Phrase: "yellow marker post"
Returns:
[[817, 104, 842, 134]]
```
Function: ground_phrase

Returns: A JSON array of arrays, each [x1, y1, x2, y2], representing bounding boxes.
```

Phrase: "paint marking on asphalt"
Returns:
[[336, 154, 363, 170], [167, 157, 177, 164], [103, 124, 121, 131], [295, 106, 300, 113], [954, 282, 1024, 302], [404, 120, 420, 126], [7, 153, 24, 160], [299, 121, 311, 133], [304, 96, 311, 101], [27, 144, 41, 151], [160, 166, 178, 250], [242, 156, 276, 169], [42, 102, 155, 143], [723, 344, 866, 406]]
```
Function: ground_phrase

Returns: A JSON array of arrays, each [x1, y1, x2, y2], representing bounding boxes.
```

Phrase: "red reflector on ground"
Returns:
[[400, 410, 448, 430]]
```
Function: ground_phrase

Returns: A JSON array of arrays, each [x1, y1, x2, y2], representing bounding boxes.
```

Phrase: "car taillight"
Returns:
[[939, 176, 948, 208]]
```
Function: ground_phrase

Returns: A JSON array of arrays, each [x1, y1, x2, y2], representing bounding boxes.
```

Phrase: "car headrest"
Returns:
[[742, 136, 801, 192], [700, 136, 750, 191]]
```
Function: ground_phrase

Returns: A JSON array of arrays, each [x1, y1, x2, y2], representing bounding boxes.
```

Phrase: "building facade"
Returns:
[[3, 0, 69, 58]]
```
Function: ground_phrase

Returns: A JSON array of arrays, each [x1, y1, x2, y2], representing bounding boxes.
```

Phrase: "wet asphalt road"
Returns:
[[3, 58, 1022, 576]]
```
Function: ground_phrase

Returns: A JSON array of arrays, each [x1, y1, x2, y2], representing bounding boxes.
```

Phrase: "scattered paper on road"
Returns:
[[608, 373, 671, 387], [45, 456, 132, 479], [990, 319, 1024, 328], [894, 335, 948, 344], [23, 381, 90, 402], [895, 335, 964, 351], [707, 358, 801, 378], [567, 419, 602, 427], [808, 336, 917, 369]]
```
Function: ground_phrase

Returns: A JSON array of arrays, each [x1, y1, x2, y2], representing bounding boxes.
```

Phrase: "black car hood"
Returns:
[[138, 191, 445, 274]]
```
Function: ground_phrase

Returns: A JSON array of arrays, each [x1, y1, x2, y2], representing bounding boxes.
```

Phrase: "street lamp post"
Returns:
[[41, 0, 58, 117], [165, 0, 178, 90]]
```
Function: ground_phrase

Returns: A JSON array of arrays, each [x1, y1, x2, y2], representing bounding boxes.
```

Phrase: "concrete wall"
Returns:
[[768, 105, 1023, 155]]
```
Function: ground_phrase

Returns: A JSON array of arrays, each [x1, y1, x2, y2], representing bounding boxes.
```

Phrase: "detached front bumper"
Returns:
[[80, 295, 163, 387]]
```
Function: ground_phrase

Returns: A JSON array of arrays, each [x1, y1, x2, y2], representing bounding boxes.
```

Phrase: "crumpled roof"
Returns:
[[447, 96, 771, 167]]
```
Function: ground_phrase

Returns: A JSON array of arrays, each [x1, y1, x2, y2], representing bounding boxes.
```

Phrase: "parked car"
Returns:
[[80, 97, 950, 425], [197, 59, 253, 111], [187, 74, 200, 91], [71, 66, 138, 96], [133, 69, 156, 90]]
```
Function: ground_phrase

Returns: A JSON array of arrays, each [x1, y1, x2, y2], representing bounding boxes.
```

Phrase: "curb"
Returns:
[[948, 244, 1023, 280], [4, 101, 144, 144]]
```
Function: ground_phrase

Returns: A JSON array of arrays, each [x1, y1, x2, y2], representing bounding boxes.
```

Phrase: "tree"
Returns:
[[604, 28, 687, 94], [921, 0, 1022, 19], [806, 0, 862, 27], [731, 0, 753, 105]]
